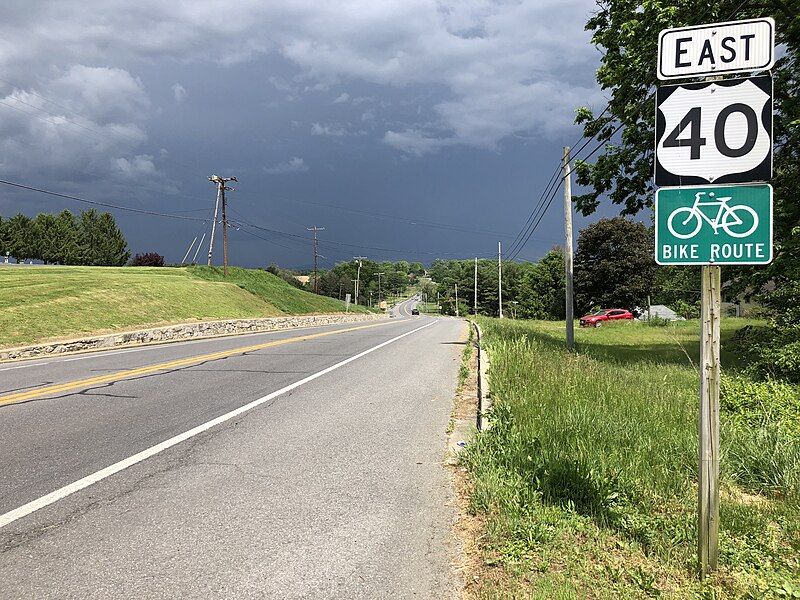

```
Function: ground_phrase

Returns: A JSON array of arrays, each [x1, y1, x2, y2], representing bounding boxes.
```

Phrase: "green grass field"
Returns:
[[187, 266, 370, 315], [0, 265, 361, 348], [462, 318, 800, 599]]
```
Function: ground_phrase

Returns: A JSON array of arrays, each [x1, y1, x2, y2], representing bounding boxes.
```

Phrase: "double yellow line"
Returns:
[[0, 320, 396, 408]]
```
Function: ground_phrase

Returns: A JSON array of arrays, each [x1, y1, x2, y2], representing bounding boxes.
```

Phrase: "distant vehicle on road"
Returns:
[[579, 308, 634, 328], [411, 307, 420, 315]]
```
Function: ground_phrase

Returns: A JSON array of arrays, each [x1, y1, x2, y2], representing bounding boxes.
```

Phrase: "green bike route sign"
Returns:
[[655, 184, 772, 265]]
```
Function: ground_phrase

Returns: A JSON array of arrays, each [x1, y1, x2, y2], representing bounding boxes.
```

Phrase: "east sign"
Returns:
[[655, 184, 772, 265], [658, 17, 775, 80], [655, 75, 772, 186]]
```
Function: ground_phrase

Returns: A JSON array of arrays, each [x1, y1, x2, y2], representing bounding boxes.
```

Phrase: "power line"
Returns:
[[503, 0, 750, 262], [0, 178, 208, 222]]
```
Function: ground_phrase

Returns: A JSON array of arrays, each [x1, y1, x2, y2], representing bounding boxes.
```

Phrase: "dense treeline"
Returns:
[[269, 259, 425, 306], [0, 209, 130, 266], [425, 217, 733, 320], [571, 0, 800, 382], [316, 260, 425, 306], [428, 248, 566, 319]]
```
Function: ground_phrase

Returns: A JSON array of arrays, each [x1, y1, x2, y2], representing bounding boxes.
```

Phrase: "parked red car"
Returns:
[[579, 308, 634, 327]]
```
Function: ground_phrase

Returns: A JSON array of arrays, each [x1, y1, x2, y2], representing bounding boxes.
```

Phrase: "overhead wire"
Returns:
[[0, 178, 209, 222], [504, 0, 748, 262]]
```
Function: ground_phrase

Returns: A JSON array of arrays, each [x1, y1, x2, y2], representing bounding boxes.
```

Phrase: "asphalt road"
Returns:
[[0, 304, 466, 599]]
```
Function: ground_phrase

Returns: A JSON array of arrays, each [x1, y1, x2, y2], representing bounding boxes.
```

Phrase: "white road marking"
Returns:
[[0, 320, 437, 530], [0, 363, 50, 372]]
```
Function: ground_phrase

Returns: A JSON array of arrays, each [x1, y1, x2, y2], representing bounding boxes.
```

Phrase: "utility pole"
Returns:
[[353, 256, 366, 305], [377, 272, 385, 302], [208, 175, 237, 277], [455, 283, 459, 317], [563, 146, 575, 349], [699, 265, 721, 577], [498, 242, 503, 319], [307, 226, 325, 294], [207, 181, 222, 267], [474, 257, 478, 315]]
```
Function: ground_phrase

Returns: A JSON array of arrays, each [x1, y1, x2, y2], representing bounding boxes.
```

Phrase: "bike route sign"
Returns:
[[655, 184, 772, 265]]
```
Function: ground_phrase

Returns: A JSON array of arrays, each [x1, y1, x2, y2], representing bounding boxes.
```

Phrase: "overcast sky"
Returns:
[[0, 0, 612, 269]]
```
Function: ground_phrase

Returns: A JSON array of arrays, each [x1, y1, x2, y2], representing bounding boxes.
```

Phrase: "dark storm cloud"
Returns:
[[0, 0, 604, 267]]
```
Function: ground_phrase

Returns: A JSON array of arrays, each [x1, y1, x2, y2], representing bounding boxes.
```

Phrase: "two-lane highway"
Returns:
[[0, 314, 466, 599]]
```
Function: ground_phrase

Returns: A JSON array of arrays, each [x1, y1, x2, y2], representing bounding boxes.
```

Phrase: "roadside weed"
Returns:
[[460, 318, 800, 598]]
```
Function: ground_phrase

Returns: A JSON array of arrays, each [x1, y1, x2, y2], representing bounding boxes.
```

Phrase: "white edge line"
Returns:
[[0, 320, 437, 529]]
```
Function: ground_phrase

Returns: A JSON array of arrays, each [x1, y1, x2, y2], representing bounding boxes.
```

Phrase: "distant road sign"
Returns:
[[655, 75, 772, 186], [655, 184, 772, 265], [658, 18, 775, 80]]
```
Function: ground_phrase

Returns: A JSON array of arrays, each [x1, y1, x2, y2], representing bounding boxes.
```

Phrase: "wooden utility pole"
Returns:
[[498, 242, 503, 318], [563, 147, 574, 350], [207, 182, 222, 266], [307, 226, 325, 293], [221, 185, 228, 278], [699, 265, 721, 577], [353, 256, 366, 305], [377, 272, 385, 302], [207, 175, 237, 277], [474, 257, 478, 315]]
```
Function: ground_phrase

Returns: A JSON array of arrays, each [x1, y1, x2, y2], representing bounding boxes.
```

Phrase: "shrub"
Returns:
[[670, 299, 700, 319], [130, 252, 165, 267]]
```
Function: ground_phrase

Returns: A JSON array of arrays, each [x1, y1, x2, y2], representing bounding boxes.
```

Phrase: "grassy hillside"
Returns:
[[0, 265, 361, 348], [187, 266, 366, 315], [462, 318, 799, 598]]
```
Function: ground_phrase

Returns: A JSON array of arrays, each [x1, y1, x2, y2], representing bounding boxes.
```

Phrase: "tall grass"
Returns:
[[461, 318, 800, 598]]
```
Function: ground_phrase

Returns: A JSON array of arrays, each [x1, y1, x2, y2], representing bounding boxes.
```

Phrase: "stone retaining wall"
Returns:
[[1, 313, 390, 361]]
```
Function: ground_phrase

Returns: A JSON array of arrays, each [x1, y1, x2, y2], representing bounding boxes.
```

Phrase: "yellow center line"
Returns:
[[0, 320, 397, 407]]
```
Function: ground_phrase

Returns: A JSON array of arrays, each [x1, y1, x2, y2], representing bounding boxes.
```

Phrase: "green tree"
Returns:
[[32, 213, 59, 264], [53, 210, 81, 265], [517, 248, 566, 320], [0, 214, 7, 258], [574, 217, 655, 313], [652, 265, 701, 307], [409, 262, 425, 276], [78, 209, 130, 266], [6, 213, 34, 263], [573, 1, 799, 313]]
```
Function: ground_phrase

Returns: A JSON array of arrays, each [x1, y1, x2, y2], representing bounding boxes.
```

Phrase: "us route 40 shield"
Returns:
[[655, 75, 772, 187]]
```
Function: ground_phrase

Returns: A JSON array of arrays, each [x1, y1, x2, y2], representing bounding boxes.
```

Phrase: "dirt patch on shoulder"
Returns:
[[446, 322, 494, 598]]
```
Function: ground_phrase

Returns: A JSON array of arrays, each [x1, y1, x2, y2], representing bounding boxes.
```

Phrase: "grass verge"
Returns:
[[0, 265, 359, 348], [459, 318, 800, 598], [187, 266, 371, 315]]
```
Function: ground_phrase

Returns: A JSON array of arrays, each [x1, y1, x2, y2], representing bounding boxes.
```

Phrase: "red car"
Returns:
[[579, 308, 634, 328]]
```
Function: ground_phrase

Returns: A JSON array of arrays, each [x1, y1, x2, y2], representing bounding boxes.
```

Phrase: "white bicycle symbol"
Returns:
[[666, 192, 759, 239]]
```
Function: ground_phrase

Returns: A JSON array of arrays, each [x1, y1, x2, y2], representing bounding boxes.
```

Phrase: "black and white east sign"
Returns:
[[658, 18, 775, 80], [655, 75, 772, 187]]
